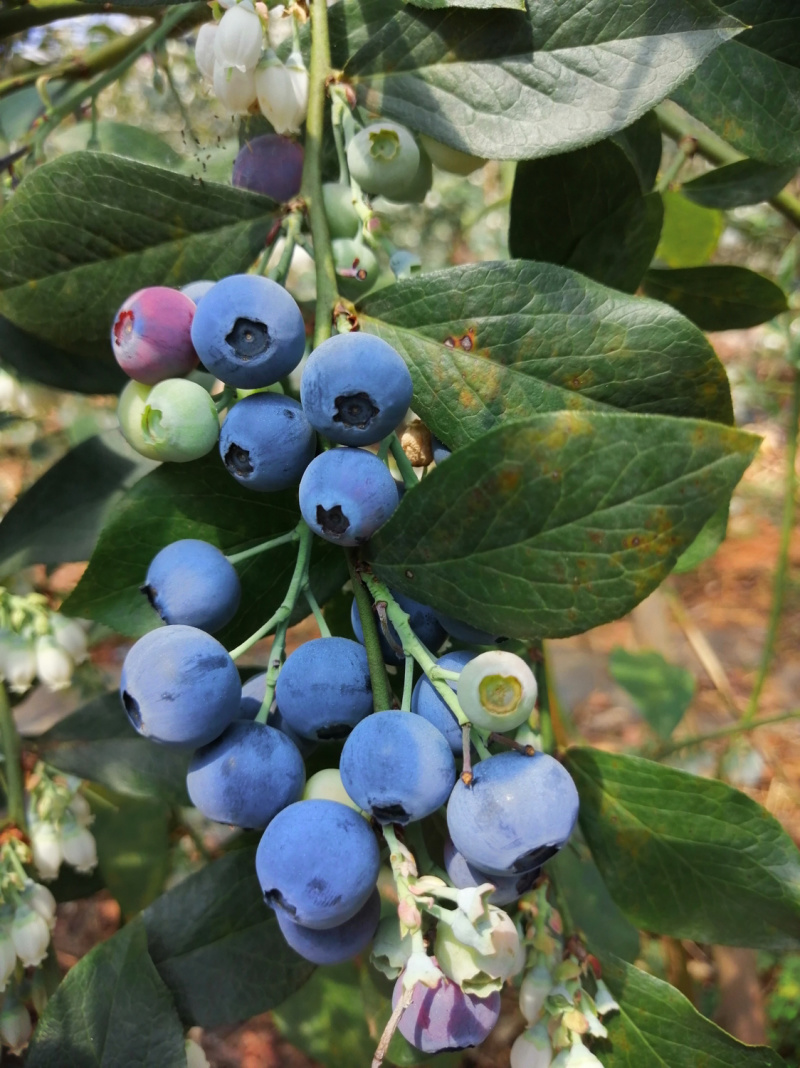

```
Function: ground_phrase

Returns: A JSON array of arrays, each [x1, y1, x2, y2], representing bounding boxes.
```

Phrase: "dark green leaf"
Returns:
[[673, 499, 729, 573], [610, 111, 663, 193], [674, 3, 800, 166], [404, 0, 524, 7], [566, 747, 800, 949], [359, 261, 733, 453], [338, 0, 741, 159], [682, 159, 797, 209], [144, 848, 314, 1027], [597, 953, 786, 1067], [34, 692, 190, 804], [370, 412, 758, 640], [643, 266, 788, 330], [0, 431, 156, 577], [64, 450, 347, 644], [608, 648, 695, 738], [0, 313, 124, 394], [0, 153, 277, 392], [509, 141, 663, 292], [26, 919, 186, 1068], [50, 122, 184, 168], [655, 192, 723, 267], [91, 792, 171, 918]]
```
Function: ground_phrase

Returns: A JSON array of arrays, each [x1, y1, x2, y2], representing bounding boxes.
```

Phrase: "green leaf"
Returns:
[[0, 153, 277, 393], [338, 0, 741, 159], [91, 792, 171, 919], [608, 648, 695, 738], [0, 431, 156, 577], [26, 919, 186, 1068], [597, 953, 786, 1067], [673, 499, 729, 573], [674, 3, 800, 166], [358, 261, 734, 453], [682, 159, 798, 209], [0, 313, 123, 394], [566, 747, 800, 950], [509, 140, 663, 292], [49, 121, 184, 169], [370, 412, 758, 640], [144, 848, 314, 1027], [64, 450, 347, 644], [643, 266, 788, 330], [656, 191, 724, 267], [35, 692, 190, 804], [610, 111, 663, 193], [404, 0, 524, 8]]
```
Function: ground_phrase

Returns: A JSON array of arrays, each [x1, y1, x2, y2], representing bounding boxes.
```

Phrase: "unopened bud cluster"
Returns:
[[195, 3, 309, 131], [0, 587, 88, 695], [26, 767, 98, 883]]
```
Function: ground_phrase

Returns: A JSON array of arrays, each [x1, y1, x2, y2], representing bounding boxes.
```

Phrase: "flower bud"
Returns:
[[0, 922, 16, 993], [519, 963, 553, 1024], [214, 63, 258, 114], [0, 998, 32, 1053], [30, 821, 62, 882], [35, 635, 73, 691], [511, 1024, 553, 1068], [195, 22, 218, 80], [25, 883, 57, 932], [50, 614, 88, 665], [283, 51, 309, 128], [11, 903, 50, 967], [255, 50, 307, 135], [69, 792, 93, 828], [214, 2, 263, 73], [185, 1038, 211, 1068], [551, 1044, 604, 1068], [60, 821, 98, 874], [2, 637, 36, 694], [593, 979, 620, 1017], [435, 905, 522, 996]]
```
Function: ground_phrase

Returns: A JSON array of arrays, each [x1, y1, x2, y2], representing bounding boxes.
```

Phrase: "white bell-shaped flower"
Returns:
[[214, 2, 263, 73], [35, 635, 73, 691], [30, 821, 62, 882], [435, 905, 522, 996], [283, 51, 309, 127], [511, 1024, 553, 1068], [0, 922, 16, 993], [68, 792, 93, 828], [50, 614, 88, 665], [213, 62, 257, 114], [25, 882, 57, 932], [519, 963, 553, 1024], [0, 998, 32, 1054], [255, 50, 307, 135], [11, 903, 50, 967], [195, 22, 218, 80], [2, 637, 36, 694], [185, 1038, 211, 1068], [552, 1044, 604, 1068], [267, 5, 293, 50], [60, 820, 98, 874]]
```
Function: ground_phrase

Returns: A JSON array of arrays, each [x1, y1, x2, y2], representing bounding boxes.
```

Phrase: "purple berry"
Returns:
[[392, 972, 501, 1053], [232, 134, 304, 201], [111, 287, 197, 384]]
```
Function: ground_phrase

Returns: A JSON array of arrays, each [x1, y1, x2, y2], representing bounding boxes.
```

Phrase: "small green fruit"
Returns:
[[332, 238, 380, 301], [347, 121, 420, 199], [419, 134, 485, 176], [118, 380, 162, 460], [140, 378, 220, 462], [323, 182, 360, 239]]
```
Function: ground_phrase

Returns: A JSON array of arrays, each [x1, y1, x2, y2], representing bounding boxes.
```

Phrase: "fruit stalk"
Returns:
[[256, 621, 288, 725], [226, 530, 300, 565], [389, 435, 418, 490], [347, 553, 394, 712], [0, 683, 26, 832]]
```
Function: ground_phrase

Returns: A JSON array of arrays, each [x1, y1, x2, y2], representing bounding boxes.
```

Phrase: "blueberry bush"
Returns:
[[0, 0, 798, 1065]]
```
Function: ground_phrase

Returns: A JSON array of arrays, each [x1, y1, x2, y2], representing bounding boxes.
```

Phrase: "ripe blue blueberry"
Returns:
[[142, 539, 241, 633], [276, 887, 380, 965], [447, 751, 579, 876], [187, 720, 305, 828], [435, 611, 506, 647], [256, 799, 380, 929], [181, 280, 215, 305], [299, 448, 399, 546], [275, 636, 372, 740], [219, 393, 316, 491], [431, 435, 452, 465], [350, 591, 445, 665], [191, 274, 305, 388], [392, 972, 501, 1053], [239, 672, 316, 757], [411, 650, 475, 753], [120, 625, 240, 747], [340, 710, 456, 825], [111, 287, 197, 384], [443, 838, 539, 907], [300, 333, 413, 446], [232, 134, 304, 202]]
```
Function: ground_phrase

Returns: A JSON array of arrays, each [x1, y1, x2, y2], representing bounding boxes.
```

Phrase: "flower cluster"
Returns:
[[27, 767, 98, 883], [0, 586, 88, 695]]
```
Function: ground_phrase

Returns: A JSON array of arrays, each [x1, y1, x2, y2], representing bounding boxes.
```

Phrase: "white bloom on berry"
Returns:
[[213, 63, 257, 114], [50, 614, 88, 665], [0, 998, 32, 1053], [0, 922, 16, 993], [11, 903, 50, 967], [195, 22, 218, 80], [30, 821, 62, 882], [35, 635, 73, 691], [24, 882, 57, 932], [214, 2, 263, 73], [60, 820, 98, 874]]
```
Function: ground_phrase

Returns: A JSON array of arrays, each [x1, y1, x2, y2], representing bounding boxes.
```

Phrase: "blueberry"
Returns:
[[180, 280, 215, 305], [111, 287, 197, 385], [431, 435, 452, 465], [139, 378, 220, 462], [256, 799, 380, 929], [299, 448, 399, 546], [435, 611, 505, 647], [240, 672, 317, 758], [392, 972, 501, 1053], [142, 539, 241, 633], [340, 710, 456, 825], [411, 650, 476, 753], [276, 887, 380, 964], [323, 182, 359, 239], [120, 625, 240, 748], [232, 134, 304, 202], [219, 392, 315, 491], [456, 650, 538, 733], [275, 636, 372, 740], [347, 121, 421, 200], [300, 333, 413, 446], [397, 144, 433, 205], [332, 239, 380, 301], [350, 591, 445, 665], [443, 838, 539, 907], [187, 720, 305, 828], [447, 751, 579, 876], [191, 274, 305, 388]]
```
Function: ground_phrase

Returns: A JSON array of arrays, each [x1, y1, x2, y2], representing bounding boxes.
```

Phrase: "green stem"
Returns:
[[268, 211, 303, 285], [214, 385, 237, 413], [535, 656, 555, 755], [347, 552, 394, 711], [0, 683, 26, 832], [401, 655, 414, 711], [256, 621, 288, 725], [471, 730, 492, 761], [652, 709, 800, 760], [301, 0, 338, 347], [304, 587, 331, 638], [390, 435, 418, 490], [656, 133, 697, 194], [383, 823, 426, 952], [0, 0, 138, 39], [656, 100, 800, 230], [226, 529, 299, 565], [743, 364, 800, 723], [330, 89, 350, 185], [229, 521, 312, 660]]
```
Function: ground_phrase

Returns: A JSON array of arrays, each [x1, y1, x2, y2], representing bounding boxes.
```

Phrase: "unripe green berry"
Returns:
[[456, 650, 538, 732], [118, 380, 162, 460], [419, 134, 485, 176], [347, 121, 420, 199], [140, 379, 220, 462], [323, 182, 360, 239], [332, 238, 380, 301]]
